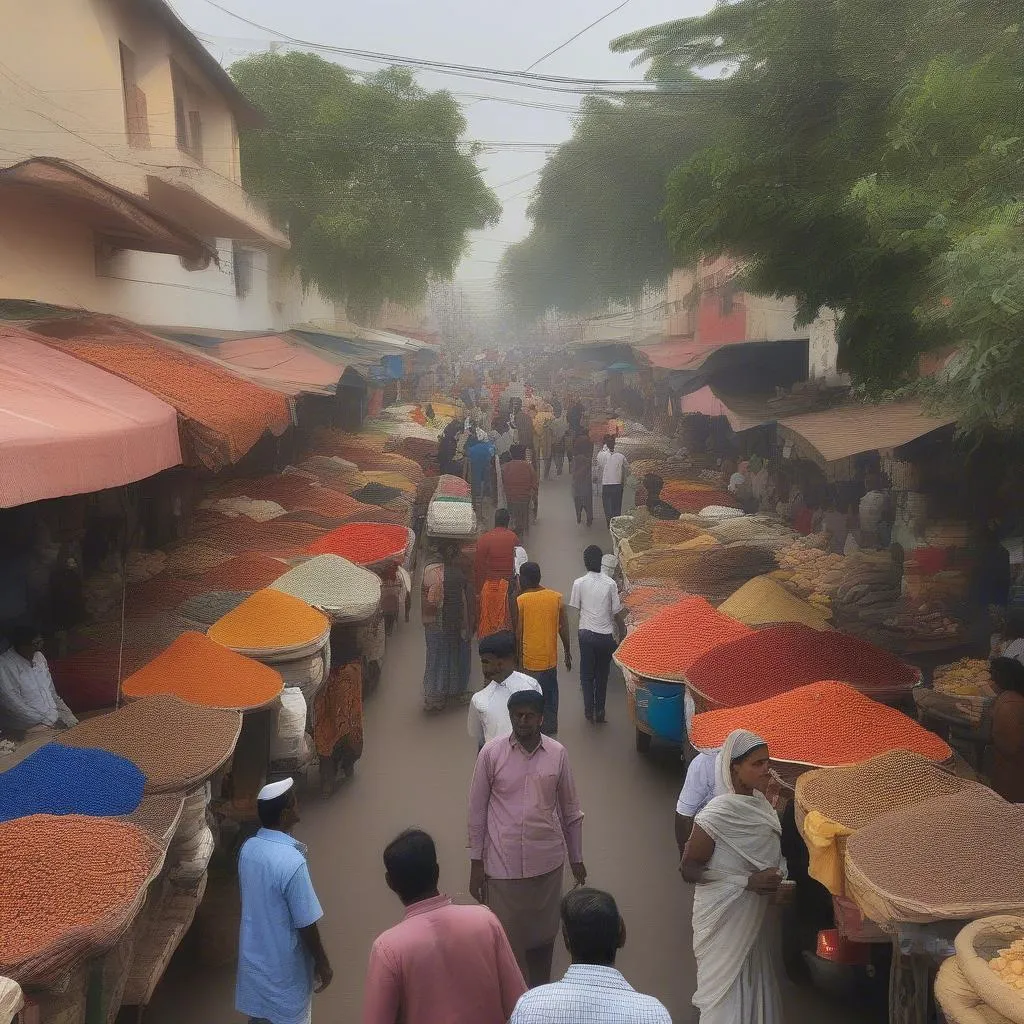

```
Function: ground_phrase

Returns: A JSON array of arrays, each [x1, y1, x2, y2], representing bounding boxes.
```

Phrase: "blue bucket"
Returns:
[[643, 682, 684, 743]]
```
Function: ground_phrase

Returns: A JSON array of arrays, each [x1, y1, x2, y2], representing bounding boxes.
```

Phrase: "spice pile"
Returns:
[[690, 681, 951, 764], [0, 744, 145, 822], [195, 553, 288, 591], [207, 589, 329, 652], [306, 523, 410, 565], [61, 694, 242, 793], [0, 814, 162, 983], [795, 749, 970, 830], [121, 632, 283, 710], [622, 585, 686, 624], [845, 787, 1024, 926], [686, 622, 919, 708], [718, 576, 831, 631], [270, 555, 381, 623], [614, 597, 751, 681], [650, 520, 709, 545]]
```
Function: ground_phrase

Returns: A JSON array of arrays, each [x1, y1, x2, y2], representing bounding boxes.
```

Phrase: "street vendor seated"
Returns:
[[642, 474, 681, 521], [0, 625, 78, 736]]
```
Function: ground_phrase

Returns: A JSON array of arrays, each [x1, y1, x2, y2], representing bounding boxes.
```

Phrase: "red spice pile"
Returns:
[[306, 523, 410, 564], [686, 622, 919, 709], [196, 519, 327, 557], [614, 596, 752, 681]]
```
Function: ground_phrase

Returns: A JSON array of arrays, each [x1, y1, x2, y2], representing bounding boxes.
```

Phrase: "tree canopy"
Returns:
[[612, 0, 1024, 428], [499, 93, 707, 317], [230, 52, 500, 319]]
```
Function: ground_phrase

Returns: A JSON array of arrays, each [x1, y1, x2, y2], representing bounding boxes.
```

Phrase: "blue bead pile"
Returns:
[[0, 743, 145, 823]]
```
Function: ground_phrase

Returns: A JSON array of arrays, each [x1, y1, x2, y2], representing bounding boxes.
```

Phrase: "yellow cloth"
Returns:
[[801, 810, 853, 896], [517, 588, 562, 671]]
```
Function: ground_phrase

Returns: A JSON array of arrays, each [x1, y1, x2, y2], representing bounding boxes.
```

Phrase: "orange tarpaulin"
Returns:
[[31, 316, 291, 470], [0, 326, 181, 508]]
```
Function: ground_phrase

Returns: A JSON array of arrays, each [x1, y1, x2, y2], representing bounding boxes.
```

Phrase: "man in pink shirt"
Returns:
[[468, 688, 586, 988], [362, 829, 526, 1024]]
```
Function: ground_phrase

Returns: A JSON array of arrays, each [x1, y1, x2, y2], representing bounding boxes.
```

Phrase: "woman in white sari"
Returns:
[[680, 729, 787, 1024]]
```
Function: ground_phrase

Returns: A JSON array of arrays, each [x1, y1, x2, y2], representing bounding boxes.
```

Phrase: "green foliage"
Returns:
[[613, 1, 1024, 429], [231, 53, 500, 319], [499, 94, 707, 316]]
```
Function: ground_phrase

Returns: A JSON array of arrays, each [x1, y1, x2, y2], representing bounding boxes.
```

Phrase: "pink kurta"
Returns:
[[468, 735, 584, 879], [361, 895, 526, 1024]]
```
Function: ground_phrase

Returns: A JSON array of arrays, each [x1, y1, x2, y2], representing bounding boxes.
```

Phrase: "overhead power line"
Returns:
[[523, 0, 635, 73], [195, 0, 702, 96]]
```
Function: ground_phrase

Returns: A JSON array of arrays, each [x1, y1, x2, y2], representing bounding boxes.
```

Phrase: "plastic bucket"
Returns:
[[644, 682, 684, 743]]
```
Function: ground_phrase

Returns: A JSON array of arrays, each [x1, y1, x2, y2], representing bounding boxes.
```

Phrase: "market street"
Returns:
[[147, 471, 870, 1024]]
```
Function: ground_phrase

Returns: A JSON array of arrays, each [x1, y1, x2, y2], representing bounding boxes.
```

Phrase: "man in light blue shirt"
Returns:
[[236, 778, 333, 1024]]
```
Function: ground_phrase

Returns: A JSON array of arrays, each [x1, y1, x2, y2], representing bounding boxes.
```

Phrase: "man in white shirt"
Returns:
[[0, 626, 78, 735], [510, 887, 670, 1024], [468, 630, 542, 750], [568, 546, 623, 725], [595, 435, 627, 527], [674, 750, 720, 853]]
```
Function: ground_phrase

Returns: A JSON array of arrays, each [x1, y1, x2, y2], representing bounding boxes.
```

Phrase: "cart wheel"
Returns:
[[635, 728, 652, 754]]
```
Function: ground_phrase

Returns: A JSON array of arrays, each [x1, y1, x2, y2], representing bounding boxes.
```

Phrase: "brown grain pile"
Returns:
[[846, 786, 1024, 924], [0, 814, 162, 984], [795, 749, 970, 830], [651, 520, 710, 545], [119, 794, 185, 846], [61, 693, 242, 793]]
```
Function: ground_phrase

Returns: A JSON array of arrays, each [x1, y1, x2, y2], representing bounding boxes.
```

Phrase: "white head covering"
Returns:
[[258, 777, 294, 802], [716, 729, 769, 796]]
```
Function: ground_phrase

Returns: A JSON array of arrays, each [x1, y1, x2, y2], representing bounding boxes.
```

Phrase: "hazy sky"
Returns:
[[172, 0, 711, 298]]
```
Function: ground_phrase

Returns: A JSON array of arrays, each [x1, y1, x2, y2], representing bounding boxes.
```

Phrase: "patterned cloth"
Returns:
[[422, 625, 471, 710], [510, 964, 672, 1023], [313, 662, 363, 767], [478, 579, 512, 638]]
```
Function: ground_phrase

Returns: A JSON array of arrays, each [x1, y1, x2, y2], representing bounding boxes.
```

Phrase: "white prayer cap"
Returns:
[[257, 777, 294, 802]]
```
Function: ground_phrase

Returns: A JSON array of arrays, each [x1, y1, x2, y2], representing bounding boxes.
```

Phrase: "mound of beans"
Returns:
[[686, 621, 918, 707], [796, 749, 971, 830], [0, 744, 145, 823], [0, 814, 161, 982], [61, 693, 242, 792], [846, 787, 1024, 919]]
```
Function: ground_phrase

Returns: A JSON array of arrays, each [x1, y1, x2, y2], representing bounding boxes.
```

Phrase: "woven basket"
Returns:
[[955, 916, 1024, 1024], [936, 957, 1016, 1024]]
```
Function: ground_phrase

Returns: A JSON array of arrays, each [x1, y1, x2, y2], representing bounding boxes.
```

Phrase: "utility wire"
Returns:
[[523, 0, 634, 73]]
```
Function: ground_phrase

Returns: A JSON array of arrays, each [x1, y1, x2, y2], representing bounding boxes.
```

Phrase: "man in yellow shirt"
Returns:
[[515, 562, 572, 736]]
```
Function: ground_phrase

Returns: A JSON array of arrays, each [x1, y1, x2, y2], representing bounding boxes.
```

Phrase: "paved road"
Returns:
[[148, 471, 869, 1023]]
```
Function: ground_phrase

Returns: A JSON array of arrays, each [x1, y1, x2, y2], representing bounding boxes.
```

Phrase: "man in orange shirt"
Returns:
[[515, 562, 571, 736], [474, 509, 520, 638]]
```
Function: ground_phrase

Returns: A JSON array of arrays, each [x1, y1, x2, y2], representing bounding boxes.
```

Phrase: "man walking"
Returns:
[[468, 630, 542, 750], [596, 435, 627, 526], [502, 445, 538, 537], [236, 778, 332, 1024], [474, 509, 519, 637], [509, 888, 671, 1023], [516, 562, 571, 736], [469, 689, 586, 988], [363, 828, 526, 1024], [465, 433, 497, 521], [569, 546, 623, 724]]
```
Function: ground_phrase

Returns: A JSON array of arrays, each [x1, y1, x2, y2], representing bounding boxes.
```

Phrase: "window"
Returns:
[[721, 288, 735, 316], [119, 43, 149, 147], [233, 242, 253, 298], [171, 62, 203, 161]]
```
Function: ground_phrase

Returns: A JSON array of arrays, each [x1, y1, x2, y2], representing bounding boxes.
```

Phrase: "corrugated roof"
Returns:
[[778, 401, 955, 463], [210, 335, 345, 396], [0, 326, 181, 508], [28, 315, 291, 471]]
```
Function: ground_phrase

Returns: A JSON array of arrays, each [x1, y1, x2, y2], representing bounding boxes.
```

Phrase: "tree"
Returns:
[[230, 53, 500, 319], [499, 93, 707, 316], [613, 0, 1024, 416]]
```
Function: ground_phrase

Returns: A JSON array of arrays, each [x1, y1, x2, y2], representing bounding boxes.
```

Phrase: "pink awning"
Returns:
[[0, 326, 182, 508], [211, 335, 345, 396], [639, 337, 721, 371], [680, 386, 729, 417]]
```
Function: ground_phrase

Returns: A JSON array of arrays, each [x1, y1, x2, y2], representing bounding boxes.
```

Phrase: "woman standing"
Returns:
[[680, 729, 787, 1024], [420, 540, 475, 713], [571, 429, 595, 527]]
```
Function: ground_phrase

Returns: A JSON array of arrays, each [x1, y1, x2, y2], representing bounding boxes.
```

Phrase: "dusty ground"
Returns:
[[147, 471, 872, 1023]]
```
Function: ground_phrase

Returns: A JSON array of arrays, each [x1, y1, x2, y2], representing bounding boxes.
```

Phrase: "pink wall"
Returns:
[[695, 288, 748, 345]]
